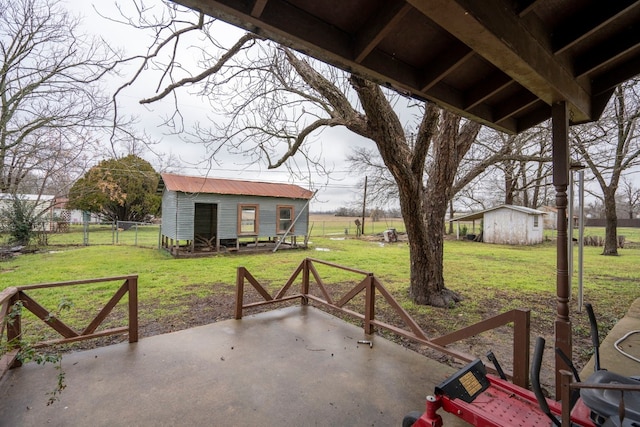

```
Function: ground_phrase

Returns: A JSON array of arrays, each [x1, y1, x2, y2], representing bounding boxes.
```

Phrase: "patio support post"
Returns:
[[552, 101, 572, 399]]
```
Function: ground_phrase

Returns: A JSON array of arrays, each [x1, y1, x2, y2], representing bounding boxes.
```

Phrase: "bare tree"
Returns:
[[572, 79, 640, 255], [113, 3, 492, 306], [475, 125, 553, 209], [0, 0, 123, 203], [347, 122, 518, 233], [349, 122, 554, 240], [347, 146, 400, 208], [619, 176, 640, 220]]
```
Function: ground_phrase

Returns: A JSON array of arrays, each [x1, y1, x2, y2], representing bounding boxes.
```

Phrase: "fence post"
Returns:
[[82, 212, 89, 246], [301, 259, 310, 305], [7, 292, 22, 367], [364, 274, 375, 335], [512, 309, 530, 387], [128, 276, 138, 343], [235, 267, 245, 319]]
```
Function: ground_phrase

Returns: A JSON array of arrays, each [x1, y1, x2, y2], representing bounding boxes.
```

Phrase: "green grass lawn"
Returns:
[[1, 228, 638, 356]]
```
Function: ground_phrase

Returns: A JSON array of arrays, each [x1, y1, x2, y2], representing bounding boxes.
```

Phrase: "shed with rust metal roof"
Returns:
[[158, 173, 314, 255]]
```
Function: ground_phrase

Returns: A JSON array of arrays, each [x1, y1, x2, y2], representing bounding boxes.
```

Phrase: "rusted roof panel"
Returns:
[[159, 173, 314, 200]]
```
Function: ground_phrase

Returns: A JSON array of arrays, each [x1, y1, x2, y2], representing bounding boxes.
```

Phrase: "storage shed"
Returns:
[[453, 205, 545, 245], [158, 173, 314, 256]]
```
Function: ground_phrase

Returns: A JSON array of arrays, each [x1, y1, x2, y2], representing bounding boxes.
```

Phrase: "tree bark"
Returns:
[[602, 189, 619, 255], [349, 76, 468, 306], [417, 111, 481, 305]]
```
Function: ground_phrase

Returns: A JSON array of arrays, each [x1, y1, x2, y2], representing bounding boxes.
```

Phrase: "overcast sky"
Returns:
[[64, 0, 380, 212]]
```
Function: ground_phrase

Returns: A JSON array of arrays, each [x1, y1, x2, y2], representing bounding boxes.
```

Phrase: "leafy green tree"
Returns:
[[68, 155, 160, 222]]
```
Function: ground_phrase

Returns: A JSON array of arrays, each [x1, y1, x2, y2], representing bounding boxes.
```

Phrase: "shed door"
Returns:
[[194, 203, 217, 242]]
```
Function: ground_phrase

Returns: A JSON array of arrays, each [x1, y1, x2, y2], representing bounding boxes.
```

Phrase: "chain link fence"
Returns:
[[43, 221, 161, 248], [0, 214, 407, 249], [308, 216, 406, 237]]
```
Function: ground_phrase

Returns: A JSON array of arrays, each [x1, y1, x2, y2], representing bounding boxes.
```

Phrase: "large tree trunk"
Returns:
[[397, 177, 445, 304], [392, 161, 462, 306], [349, 76, 467, 306], [412, 179, 461, 306], [602, 189, 619, 255], [412, 111, 480, 305]]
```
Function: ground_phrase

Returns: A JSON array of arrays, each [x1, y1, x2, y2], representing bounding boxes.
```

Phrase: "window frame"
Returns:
[[237, 204, 259, 235], [276, 205, 294, 234]]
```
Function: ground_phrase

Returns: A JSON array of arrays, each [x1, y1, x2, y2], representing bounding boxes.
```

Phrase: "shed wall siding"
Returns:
[[483, 209, 543, 245], [161, 190, 177, 239], [161, 191, 309, 240], [528, 215, 544, 244]]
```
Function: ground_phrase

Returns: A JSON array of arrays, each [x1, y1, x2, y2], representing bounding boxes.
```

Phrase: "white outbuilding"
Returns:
[[453, 204, 545, 245]]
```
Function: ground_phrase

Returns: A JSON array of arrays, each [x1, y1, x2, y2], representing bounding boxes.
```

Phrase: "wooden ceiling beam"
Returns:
[[358, 49, 423, 93], [175, 0, 354, 60], [169, 0, 639, 132], [464, 72, 514, 109], [593, 55, 640, 96], [515, 0, 542, 18], [420, 44, 474, 91], [251, 0, 269, 17], [552, 1, 640, 55], [256, 0, 352, 57], [574, 27, 640, 77], [514, 104, 551, 132], [425, 82, 517, 133], [408, 0, 592, 122], [354, 1, 412, 63], [493, 91, 539, 124]]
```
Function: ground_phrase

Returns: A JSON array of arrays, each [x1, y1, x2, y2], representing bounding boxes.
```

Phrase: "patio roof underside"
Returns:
[[171, 0, 640, 134]]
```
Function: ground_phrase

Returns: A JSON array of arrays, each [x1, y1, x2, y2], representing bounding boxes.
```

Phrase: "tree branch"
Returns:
[[140, 32, 263, 104]]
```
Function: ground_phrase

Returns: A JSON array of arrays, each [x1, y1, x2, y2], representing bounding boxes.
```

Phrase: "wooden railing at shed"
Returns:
[[235, 258, 530, 387], [1, 275, 138, 379]]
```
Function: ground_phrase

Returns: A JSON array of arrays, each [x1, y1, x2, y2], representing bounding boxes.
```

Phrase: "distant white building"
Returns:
[[0, 194, 102, 233], [51, 197, 102, 224], [0, 193, 55, 216], [0, 193, 55, 231], [453, 204, 545, 245]]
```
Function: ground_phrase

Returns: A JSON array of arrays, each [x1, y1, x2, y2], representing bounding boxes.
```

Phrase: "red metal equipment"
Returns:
[[404, 310, 640, 427], [408, 368, 592, 427]]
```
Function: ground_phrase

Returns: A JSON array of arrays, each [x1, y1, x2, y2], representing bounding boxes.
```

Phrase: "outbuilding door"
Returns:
[[194, 203, 218, 245]]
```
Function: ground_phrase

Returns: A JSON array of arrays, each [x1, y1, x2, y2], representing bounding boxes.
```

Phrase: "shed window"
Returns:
[[277, 205, 294, 233], [533, 215, 539, 227], [238, 204, 259, 234]]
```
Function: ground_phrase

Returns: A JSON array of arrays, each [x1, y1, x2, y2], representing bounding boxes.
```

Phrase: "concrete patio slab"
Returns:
[[0, 306, 467, 427]]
